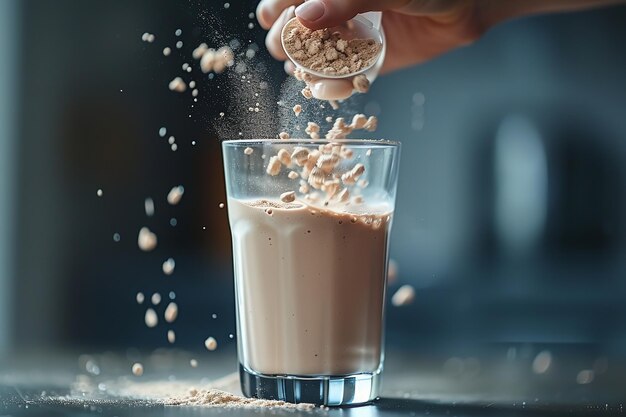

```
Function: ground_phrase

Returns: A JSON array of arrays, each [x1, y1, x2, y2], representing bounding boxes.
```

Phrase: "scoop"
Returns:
[[281, 12, 385, 80]]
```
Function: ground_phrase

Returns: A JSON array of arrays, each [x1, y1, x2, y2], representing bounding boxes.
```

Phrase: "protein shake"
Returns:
[[227, 197, 392, 375], [222, 139, 400, 405]]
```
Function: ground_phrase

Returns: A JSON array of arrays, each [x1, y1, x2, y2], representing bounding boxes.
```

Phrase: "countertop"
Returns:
[[1, 345, 624, 416]]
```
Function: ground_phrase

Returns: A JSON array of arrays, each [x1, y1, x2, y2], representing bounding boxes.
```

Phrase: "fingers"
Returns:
[[294, 0, 409, 30], [265, 6, 295, 61], [257, 0, 303, 30]]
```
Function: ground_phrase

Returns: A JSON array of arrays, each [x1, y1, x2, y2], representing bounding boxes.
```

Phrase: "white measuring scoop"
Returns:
[[281, 12, 385, 101]]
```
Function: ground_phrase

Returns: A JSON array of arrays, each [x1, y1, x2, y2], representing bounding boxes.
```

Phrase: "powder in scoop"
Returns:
[[282, 19, 381, 76]]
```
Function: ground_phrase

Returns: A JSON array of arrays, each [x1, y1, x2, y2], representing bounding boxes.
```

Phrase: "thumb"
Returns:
[[294, 0, 405, 30]]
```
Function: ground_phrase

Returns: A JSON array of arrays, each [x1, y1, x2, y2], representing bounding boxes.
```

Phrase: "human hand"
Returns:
[[257, 0, 625, 75], [257, 0, 484, 75]]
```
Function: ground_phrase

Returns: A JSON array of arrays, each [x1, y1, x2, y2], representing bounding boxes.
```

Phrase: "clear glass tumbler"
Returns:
[[222, 139, 401, 406]]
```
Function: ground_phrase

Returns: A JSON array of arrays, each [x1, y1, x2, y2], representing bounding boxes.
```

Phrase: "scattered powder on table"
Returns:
[[164, 387, 315, 410], [282, 18, 381, 76]]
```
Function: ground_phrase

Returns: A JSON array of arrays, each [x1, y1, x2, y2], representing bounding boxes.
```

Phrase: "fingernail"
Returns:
[[295, 0, 325, 22]]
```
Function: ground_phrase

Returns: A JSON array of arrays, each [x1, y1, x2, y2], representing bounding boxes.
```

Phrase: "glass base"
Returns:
[[239, 364, 381, 406]]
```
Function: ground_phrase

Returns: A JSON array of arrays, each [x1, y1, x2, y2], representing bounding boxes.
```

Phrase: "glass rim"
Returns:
[[222, 138, 401, 147]]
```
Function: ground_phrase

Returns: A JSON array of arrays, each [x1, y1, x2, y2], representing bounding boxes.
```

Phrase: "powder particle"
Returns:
[[190, 359, 198, 368], [204, 337, 218, 351], [192, 43, 208, 59], [151, 293, 162, 305], [277, 149, 292, 166], [353, 75, 370, 93], [96, 189, 103, 197], [293, 104, 302, 116], [391, 284, 415, 307], [364, 115, 378, 131], [387, 259, 398, 284], [164, 302, 178, 323], [162, 258, 176, 275], [136, 292, 145, 304], [165, 388, 315, 409], [266, 156, 281, 176], [145, 308, 158, 328], [280, 191, 296, 203], [279, 132, 290, 140], [144, 197, 155, 217], [159, 127, 167, 137], [341, 163, 365, 185], [138, 227, 157, 251], [167, 330, 176, 344], [282, 19, 381, 76], [163, 47, 171, 56], [218, 202, 225, 209], [200, 46, 234, 74], [141, 33, 155, 43], [301, 87, 313, 99], [169, 77, 187, 93], [244, 147, 253, 155], [351, 114, 367, 130], [167, 185, 185, 205], [132, 363, 144, 376], [288, 171, 299, 180]]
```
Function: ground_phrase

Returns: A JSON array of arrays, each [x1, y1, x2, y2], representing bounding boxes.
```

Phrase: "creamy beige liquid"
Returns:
[[228, 198, 392, 376]]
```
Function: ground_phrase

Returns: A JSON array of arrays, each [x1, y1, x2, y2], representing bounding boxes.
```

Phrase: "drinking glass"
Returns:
[[222, 139, 400, 406]]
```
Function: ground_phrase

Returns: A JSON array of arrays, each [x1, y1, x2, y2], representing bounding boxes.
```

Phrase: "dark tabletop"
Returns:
[[1, 345, 624, 416]]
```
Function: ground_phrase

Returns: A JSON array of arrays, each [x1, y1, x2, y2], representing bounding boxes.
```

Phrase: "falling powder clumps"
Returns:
[[144, 197, 155, 217], [138, 227, 157, 251], [167, 186, 185, 205], [197, 46, 234, 74], [145, 308, 158, 328], [169, 77, 187, 93], [132, 363, 144, 376], [164, 302, 178, 323], [164, 388, 315, 409], [391, 284, 415, 307], [204, 337, 218, 351], [162, 258, 175, 275], [151, 292, 162, 305]]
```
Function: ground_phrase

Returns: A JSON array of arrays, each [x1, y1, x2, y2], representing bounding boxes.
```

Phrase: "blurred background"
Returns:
[[0, 0, 625, 373]]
